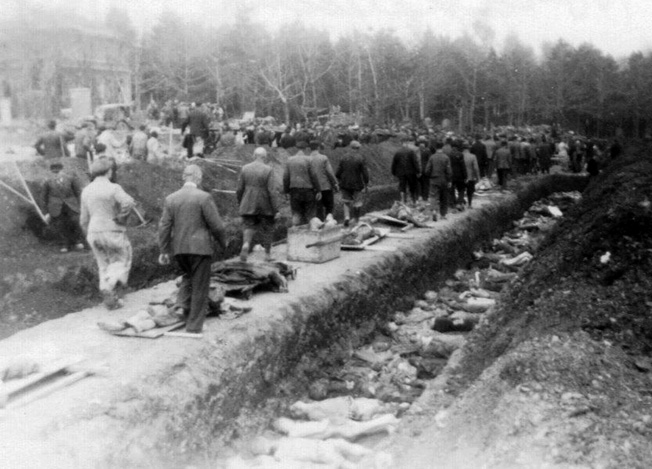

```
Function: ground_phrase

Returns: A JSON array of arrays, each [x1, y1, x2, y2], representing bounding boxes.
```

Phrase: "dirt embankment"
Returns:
[[0, 142, 402, 339], [391, 145, 652, 468]]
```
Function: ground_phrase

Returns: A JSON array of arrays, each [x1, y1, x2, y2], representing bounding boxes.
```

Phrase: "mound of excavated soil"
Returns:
[[419, 144, 652, 468]]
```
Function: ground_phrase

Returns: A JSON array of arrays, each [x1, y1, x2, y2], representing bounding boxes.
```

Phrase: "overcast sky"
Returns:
[[7, 0, 652, 58]]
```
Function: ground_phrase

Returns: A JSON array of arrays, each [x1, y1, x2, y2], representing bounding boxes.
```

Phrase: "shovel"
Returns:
[[132, 207, 151, 228], [10, 161, 48, 224]]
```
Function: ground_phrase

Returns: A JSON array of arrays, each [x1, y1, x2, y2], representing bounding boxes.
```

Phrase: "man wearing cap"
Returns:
[[80, 158, 135, 309], [336, 140, 369, 226], [35, 120, 69, 159], [309, 140, 339, 220], [43, 162, 85, 253], [283, 140, 322, 226], [237, 147, 280, 262], [158, 165, 226, 334], [391, 138, 421, 205]]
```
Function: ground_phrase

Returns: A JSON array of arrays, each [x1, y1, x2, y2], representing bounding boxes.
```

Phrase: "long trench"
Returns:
[[0, 174, 588, 469]]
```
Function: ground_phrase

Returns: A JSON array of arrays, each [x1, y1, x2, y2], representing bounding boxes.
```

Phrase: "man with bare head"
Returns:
[[236, 147, 280, 262], [158, 164, 226, 334]]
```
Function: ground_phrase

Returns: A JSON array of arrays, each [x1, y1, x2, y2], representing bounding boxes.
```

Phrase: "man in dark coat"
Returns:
[[391, 139, 421, 205], [283, 141, 321, 226], [43, 162, 85, 252], [417, 142, 432, 202], [449, 141, 467, 209], [279, 127, 296, 149], [470, 135, 488, 178], [424, 141, 452, 221], [236, 147, 279, 262], [35, 120, 69, 159], [335, 141, 369, 226], [181, 103, 211, 158], [309, 140, 339, 221], [158, 165, 226, 334]]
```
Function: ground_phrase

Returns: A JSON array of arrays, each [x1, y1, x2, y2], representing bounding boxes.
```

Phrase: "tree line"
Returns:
[[117, 9, 652, 138]]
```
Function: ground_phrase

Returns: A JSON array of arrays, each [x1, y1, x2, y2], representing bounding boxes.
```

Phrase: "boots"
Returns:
[[102, 290, 123, 310]]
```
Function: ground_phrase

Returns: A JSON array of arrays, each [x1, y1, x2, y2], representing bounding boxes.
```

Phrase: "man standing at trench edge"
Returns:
[[158, 165, 226, 335]]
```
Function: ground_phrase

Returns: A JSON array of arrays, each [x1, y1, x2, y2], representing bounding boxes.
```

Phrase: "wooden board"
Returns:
[[2, 357, 83, 400], [375, 214, 410, 227], [341, 228, 390, 251], [112, 321, 185, 339]]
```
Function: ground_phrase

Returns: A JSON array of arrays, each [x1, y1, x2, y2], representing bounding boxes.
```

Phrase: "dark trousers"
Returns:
[[429, 183, 448, 218], [466, 180, 476, 207], [397, 174, 419, 202], [289, 188, 316, 225], [451, 180, 466, 206], [316, 190, 334, 220], [175, 254, 212, 333], [418, 175, 430, 201], [497, 168, 509, 189], [53, 205, 84, 248]]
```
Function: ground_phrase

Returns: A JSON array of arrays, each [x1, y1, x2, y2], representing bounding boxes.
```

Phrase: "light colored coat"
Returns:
[[80, 176, 134, 233]]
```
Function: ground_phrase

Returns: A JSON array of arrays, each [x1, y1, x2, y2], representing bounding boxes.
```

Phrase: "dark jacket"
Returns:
[[391, 146, 420, 177], [449, 149, 467, 182], [283, 150, 321, 193], [424, 150, 452, 186], [470, 140, 488, 168], [279, 133, 296, 149], [182, 109, 210, 139], [159, 183, 226, 256], [336, 152, 369, 192], [35, 131, 69, 159], [43, 172, 82, 216], [236, 160, 279, 216]]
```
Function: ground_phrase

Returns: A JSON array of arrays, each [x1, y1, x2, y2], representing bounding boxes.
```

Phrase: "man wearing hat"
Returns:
[[80, 158, 135, 309], [336, 141, 369, 226], [283, 140, 321, 226], [43, 161, 85, 253]]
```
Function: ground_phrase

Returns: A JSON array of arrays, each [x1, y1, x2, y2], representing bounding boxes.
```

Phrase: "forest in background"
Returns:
[[8, 5, 652, 137]]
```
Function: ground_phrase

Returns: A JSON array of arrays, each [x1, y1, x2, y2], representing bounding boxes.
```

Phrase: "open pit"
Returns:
[[0, 173, 587, 468]]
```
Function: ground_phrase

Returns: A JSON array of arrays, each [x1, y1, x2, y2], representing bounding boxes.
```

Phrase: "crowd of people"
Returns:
[[30, 108, 626, 334]]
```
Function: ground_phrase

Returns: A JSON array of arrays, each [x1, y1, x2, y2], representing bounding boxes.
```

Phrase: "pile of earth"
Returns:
[[0, 141, 401, 339], [414, 143, 652, 468]]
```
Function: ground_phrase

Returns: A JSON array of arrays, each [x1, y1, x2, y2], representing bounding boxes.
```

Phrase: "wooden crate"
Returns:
[[287, 225, 342, 263]]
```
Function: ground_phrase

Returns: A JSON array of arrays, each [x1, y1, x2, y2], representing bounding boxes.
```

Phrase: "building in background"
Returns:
[[0, 7, 132, 119]]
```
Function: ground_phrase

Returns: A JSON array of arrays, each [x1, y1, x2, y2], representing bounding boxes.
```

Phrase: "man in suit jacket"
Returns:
[[283, 141, 321, 226], [181, 103, 211, 158], [35, 120, 69, 159], [158, 165, 226, 334], [43, 162, 85, 252], [236, 147, 280, 262]]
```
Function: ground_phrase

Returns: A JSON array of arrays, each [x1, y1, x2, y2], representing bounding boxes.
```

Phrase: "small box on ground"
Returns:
[[287, 225, 342, 263]]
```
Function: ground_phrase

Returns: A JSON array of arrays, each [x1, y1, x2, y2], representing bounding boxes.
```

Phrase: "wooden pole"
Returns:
[[12, 161, 48, 223], [0, 179, 34, 205]]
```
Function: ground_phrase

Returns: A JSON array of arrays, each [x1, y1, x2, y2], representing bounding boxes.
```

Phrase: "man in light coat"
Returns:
[[80, 158, 135, 309], [158, 165, 226, 334]]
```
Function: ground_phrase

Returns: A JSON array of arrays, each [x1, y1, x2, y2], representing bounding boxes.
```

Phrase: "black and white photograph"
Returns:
[[0, 0, 651, 467]]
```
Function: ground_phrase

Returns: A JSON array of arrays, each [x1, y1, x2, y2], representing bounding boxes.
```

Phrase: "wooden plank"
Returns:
[[364, 245, 397, 252], [164, 331, 203, 339], [375, 215, 409, 227], [112, 321, 185, 339], [2, 357, 83, 399], [6, 371, 92, 409], [386, 233, 415, 239]]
